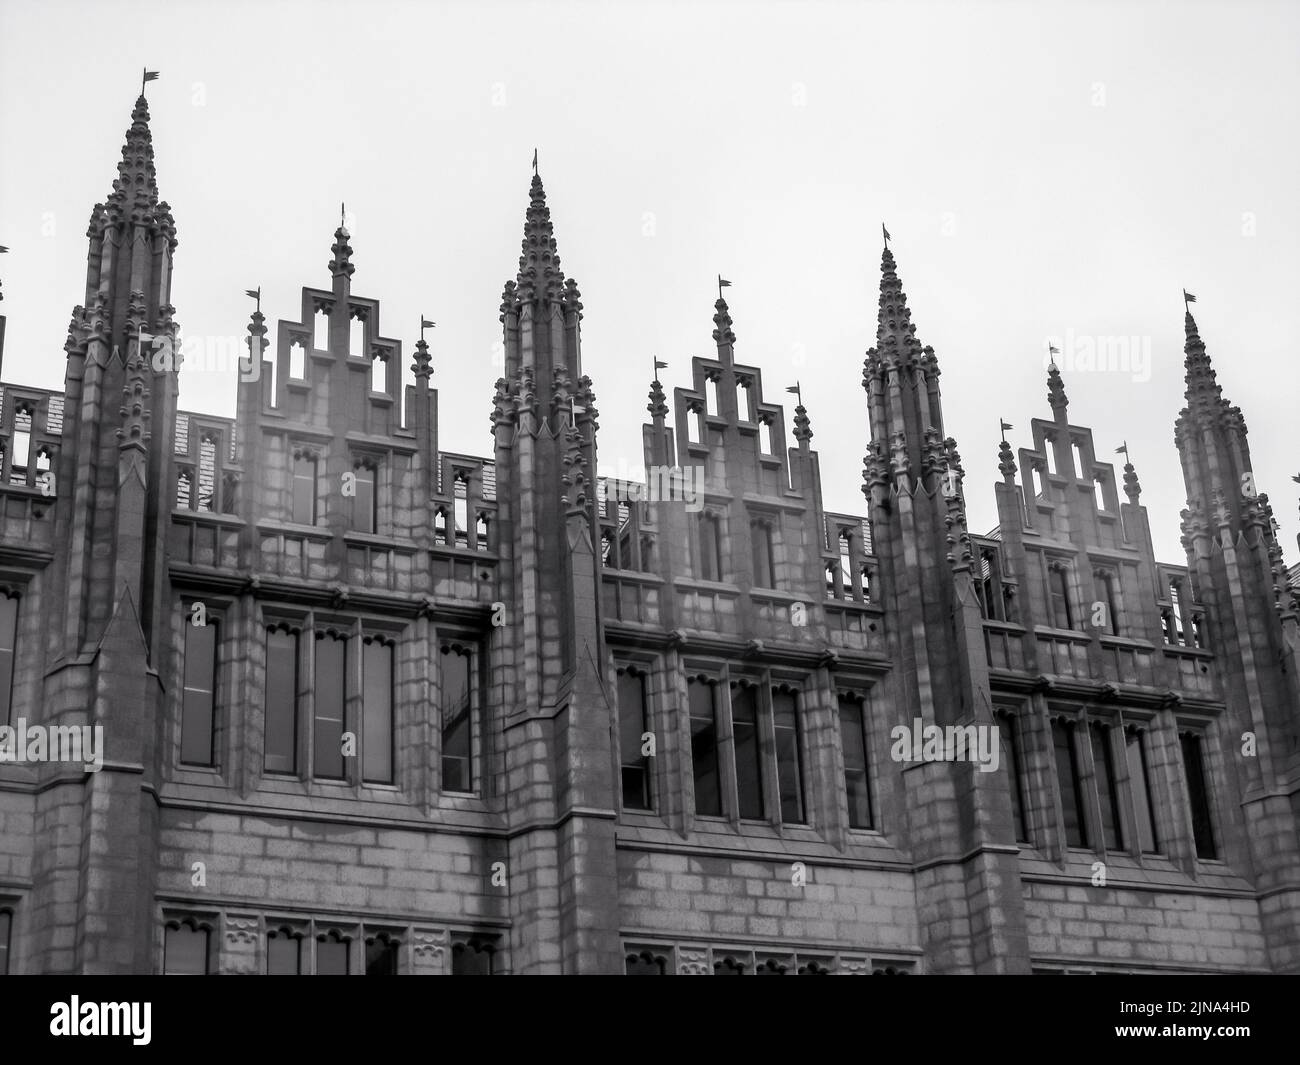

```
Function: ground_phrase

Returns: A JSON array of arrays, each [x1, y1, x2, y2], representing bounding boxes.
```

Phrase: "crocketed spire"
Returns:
[[1047, 357, 1069, 418], [712, 297, 736, 364], [329, 220, 355, 280], [871, 246, 926, 367], [103, 96, 174, 244], [517, 171, 565, 304]]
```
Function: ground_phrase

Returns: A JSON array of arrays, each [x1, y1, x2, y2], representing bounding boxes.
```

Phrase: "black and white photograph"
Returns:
[[0, 0, 1295, 1030]]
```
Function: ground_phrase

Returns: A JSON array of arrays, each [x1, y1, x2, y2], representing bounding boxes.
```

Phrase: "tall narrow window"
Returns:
[[0, 910, 10, 975], [978, 549, 1004, 620], [435, 508, 449, 545], [316, 932, 349, 975], [362, 638, 393, 785], [688, 678, 721, 817], [289, 339, 306, 379], [164, 924, 209, 975], [737, 378, 754, 421], [687, 403, 702, 444], [365, 936, 399, 975], [454, 498, 469, 548], [313, 306, 330, 352], [370, 354, 387, 393], [1126, 729, 1159, 854], [1093, 477, 1107, 511], [758, 419, 774, 455], [1049, 565, 1073, 629], [11, 407, 31, 479], [177, 469, 193, 509], [839, 532, 853, 597], [440, 645, 473, 793], [1072, 442, 1086, 480], [705, 376, 720, 416], [197, 436, 217, 512], [353, 461, 376, 535], [1090, 723, 1123, 850], [772, 688, 805, 824], [751, 521, 775, 588], [292, 454, 317, 525], [313, 633, 347, 780], [1180, 732, 1217, 859], [1099, 572, 1121, 635], [1052, 720, 1088, 848], [1044, 438, 1058, 476], [1169, 580, 1186, 645], [264, 628, 299, 775], [267, 932, 303, 975], [0, 593, 17, 728], [349, 313, 366, 360], [181, 618, 218, 767], [998, 710, 1030, 843], [839, 695, 873, 829], [697, 514, 722, 582], [617, 668, 652, 811], [731, 682, 765, 820]]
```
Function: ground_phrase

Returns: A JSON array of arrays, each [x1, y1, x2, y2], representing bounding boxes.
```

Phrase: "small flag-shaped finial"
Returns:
[[142, 68, 159, 94], [420, 317, 435, 340], [653, 357, 668, 382], [786, 382, 802, 405], [532, 148, 538, 175], [1000, 419, 1013, 443], [1183, 289, 1197, 308], [717, 274, 732, 301], [244, 286, 261, 312], [882, 223, 891, 246]]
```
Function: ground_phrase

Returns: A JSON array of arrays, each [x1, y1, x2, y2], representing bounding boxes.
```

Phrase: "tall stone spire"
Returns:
[[516, 171, 565, 305]]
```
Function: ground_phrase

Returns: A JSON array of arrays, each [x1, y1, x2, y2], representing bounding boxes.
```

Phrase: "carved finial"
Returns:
[[712, 297, 736, 359], [997, 439, 1017, 481], [1047, 357, 1069, 416], [412, 335, 432, 381], [792, 404, 813, 445], [647, 377, 668, 421], [1123, 461, 1141, 503], [517, 171, 565, 304], [329, 218, 355, 279]]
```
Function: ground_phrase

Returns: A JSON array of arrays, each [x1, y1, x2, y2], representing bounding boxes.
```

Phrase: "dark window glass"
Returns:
[[617, 670, 652, 810], [0, 911, 10, 975], [751, 522, 775, 588], [688, 679, 721, 816], [267, 934, 302, 975], [1103, 574, 1122, 635], [839, 696, 873, 829], [452, 943, 493, 975], [756, 958, 788, 975], [1091, 723, 1123, 850], [164, 925, 209, 975], [772, 689, 804, 824], [697, 515, 721, 582], [181, 619, 218, 766], [441, 647, 473, 792], [354, 463, 376, 534], [365, 938, 399, 975], [1181, 733, 1217, 859], [1050, 567, 1073, 629], [998, 712, 1030, 843], [625, 952, 665, 975], [316, 936, 348, 975], [1126, 730, 1160, 854], [0, 594, 18, 728], [362, 640, 393, 784], [314, 634, 346, 780], [731, 684, 765, 820], [292, 455, 316, 525], [978, 550, 1003, 620], [714, 957, 745, 975], [1052, 721, 1088, 848], [264, 629, 299, 774]]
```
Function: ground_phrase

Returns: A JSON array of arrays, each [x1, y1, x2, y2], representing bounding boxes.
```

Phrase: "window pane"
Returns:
[[365, 939, 398, 975], [999, 714, 1029, 843], [441, 648, 473, 792], [264, 630, 298, 774], [267, 934, 301, 975], [731, 684, 764, 820], [688, 680, 721, 816], [181, 620, 218, 766], [617, 671, 651, 810], [362, 640, 393, 784], [839, 698, 873, 829], [292, 456, 316, 525], [316, 938, 348, 975], [1181, 733, 1216, 860], [1052, 721, 1088, 848], [0, 594, 16, 728], [1126, 731, 1159, 854], [164, 926, 209, 975], [355, 467, 375, 534], [773, 690, 804, 824], [625, 952, 665, 975], [0, 911, 10, 975], [1091, 724, 1123, 850], [452, 944, 492, 975], [314, 635, 346, 779]]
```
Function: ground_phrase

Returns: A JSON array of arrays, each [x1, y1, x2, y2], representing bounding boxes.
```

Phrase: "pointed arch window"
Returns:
[[313, 304, 331, 353], [839, 693, 874, 830], [617, 665, 653, 811], [1048, 561, 1074, 629], [751, 519, 776, 588], [352, 458, 378, 535], [164, 920, 211, 975], [696, 512, 723, 582], [292, 449, 318, 525], [370, 352, 387, 393], [267, 928, 304, 975], [758, 418, 774, 456], [440, 643, 476, 794], [289, 339, 306, 380], [349, 312, 366, 361], [704, 375, 720, 417], [316, 930, 350, 975]]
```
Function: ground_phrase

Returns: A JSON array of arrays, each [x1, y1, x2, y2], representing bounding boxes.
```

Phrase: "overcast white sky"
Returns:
[[1, 0, 1296, 564]]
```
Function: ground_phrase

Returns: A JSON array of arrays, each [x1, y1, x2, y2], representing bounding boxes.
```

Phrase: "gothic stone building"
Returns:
[[0, 93, 1298, 976]]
